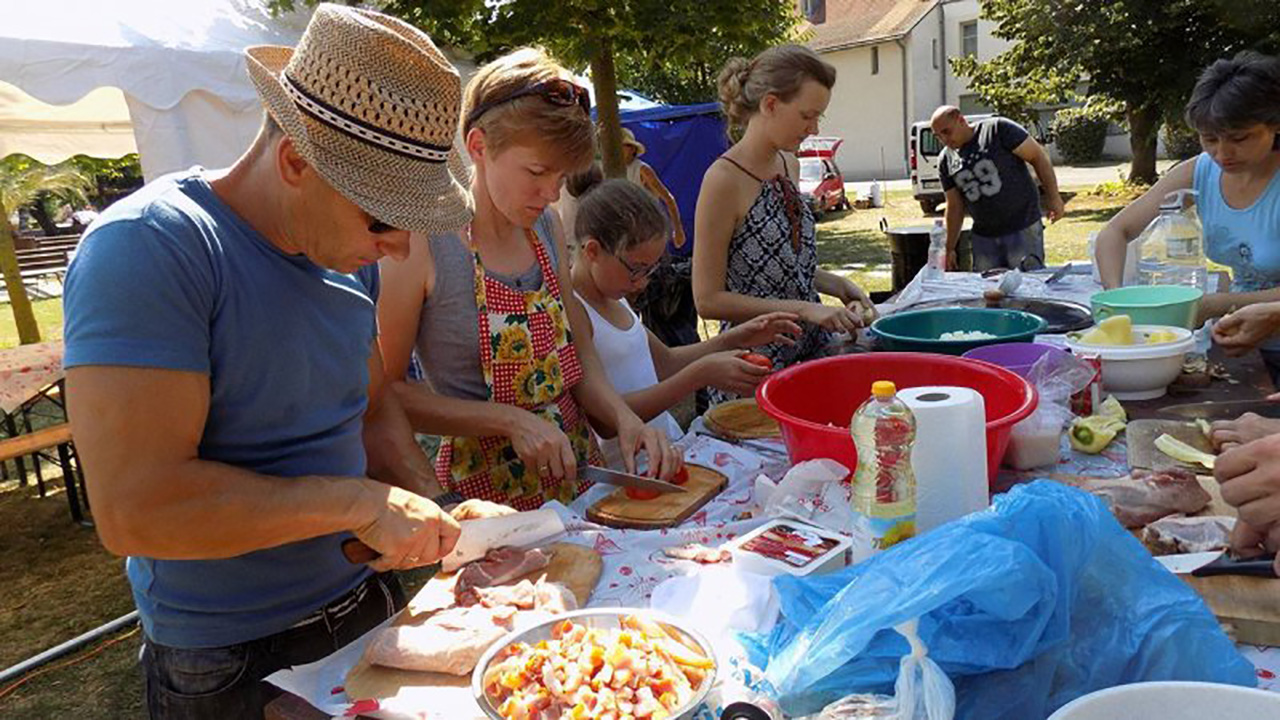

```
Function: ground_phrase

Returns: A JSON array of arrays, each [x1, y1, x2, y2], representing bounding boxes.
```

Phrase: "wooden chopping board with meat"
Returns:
[[344, 542, 602, 701], [1061, 465, 1280, 645]]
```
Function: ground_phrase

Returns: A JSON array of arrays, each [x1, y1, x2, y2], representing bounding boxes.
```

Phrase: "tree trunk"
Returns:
[[29, 193, 58, 237], [590, 36, 626, 179], [1127, 104, 1161, 184], [0, 197, 42, 345]]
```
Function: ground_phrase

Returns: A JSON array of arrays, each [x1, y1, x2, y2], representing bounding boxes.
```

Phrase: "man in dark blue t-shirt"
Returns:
[[63, 6, 510, 718], [931, 106, 1065, 271]]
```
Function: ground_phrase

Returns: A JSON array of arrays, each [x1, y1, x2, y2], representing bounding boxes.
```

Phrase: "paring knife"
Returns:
[[1155, 551, 1278, 578], [1156, 400, 1280, 422], [580, 465, 689, 494]]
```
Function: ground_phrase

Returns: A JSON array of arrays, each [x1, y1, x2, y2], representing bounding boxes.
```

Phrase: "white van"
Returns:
[[909, 120, 946, 215]]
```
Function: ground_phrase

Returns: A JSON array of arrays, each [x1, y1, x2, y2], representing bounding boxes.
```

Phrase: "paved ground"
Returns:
[[845, 159, 1179, 198]]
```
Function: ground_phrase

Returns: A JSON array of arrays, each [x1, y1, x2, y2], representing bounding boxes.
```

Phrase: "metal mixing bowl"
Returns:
[[471, 608, 717, 719]]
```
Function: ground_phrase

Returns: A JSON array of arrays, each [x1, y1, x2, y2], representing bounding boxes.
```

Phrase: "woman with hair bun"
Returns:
[[693, 45, 873, 401]]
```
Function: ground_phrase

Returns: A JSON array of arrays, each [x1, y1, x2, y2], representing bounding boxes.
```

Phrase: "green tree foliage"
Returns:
[[268, 1, 799, 175], [951, 0, 1280, 183], [1050, 107, 1108, 165], [0, 156, 93, 235]]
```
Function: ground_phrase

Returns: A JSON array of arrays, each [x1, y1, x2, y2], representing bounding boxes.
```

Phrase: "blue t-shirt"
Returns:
[[1197, 152, 1280, 292], [63, 168, 378, 648]]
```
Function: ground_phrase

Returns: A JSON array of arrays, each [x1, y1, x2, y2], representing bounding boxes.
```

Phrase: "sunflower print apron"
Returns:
[[434, 228, 601, 510]]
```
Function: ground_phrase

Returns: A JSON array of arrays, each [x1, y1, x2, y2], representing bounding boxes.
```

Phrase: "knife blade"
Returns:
[[1155, 550, 1279, 578], [341, 508, 567, 566], [1044, 263, 1073, 285], [1156, 400, 1280, 422], [581, 465, 688, 494]]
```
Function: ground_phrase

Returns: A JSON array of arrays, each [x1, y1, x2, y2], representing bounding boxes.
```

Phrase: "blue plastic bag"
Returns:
[[747, 481, 1255, 718]]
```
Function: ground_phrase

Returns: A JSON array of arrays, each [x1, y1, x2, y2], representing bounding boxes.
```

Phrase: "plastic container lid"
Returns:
[[871, 380, 897, 397]]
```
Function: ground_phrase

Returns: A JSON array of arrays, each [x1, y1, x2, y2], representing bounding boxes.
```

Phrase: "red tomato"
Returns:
[[742, 353, 772, 370], [625, 486, 662, 501], [672, 466, 690, 486]]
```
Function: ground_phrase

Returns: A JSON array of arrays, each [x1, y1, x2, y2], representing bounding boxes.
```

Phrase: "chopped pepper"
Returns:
[[1070, 415, 1125, 454]]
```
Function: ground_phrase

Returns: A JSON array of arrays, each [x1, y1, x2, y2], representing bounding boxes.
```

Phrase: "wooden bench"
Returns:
[[0, 423, 89, 524]]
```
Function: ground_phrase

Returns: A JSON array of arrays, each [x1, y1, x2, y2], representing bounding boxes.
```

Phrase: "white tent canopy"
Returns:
[[0, 83, 136, 163], [0, 0, 310, 179]]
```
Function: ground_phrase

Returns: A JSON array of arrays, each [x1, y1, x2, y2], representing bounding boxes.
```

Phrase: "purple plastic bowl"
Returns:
[[962, 342, 1065, 379]]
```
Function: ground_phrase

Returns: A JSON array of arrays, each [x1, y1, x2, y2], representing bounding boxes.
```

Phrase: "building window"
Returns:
[[802, 0, 825, 24], [932, 38, 939, 69], [961, 21, 978, 58], [871, 46, 880, 75]]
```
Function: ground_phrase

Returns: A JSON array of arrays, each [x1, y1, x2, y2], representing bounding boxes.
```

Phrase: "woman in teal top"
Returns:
[[1096, 51, 1280, 377]]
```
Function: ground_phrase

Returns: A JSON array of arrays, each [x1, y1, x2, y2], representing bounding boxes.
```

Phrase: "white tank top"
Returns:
[[576, 292, 684, 467]]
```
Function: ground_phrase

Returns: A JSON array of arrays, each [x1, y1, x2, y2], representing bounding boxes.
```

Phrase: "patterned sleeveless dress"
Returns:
[[711, 154, 830, 403]]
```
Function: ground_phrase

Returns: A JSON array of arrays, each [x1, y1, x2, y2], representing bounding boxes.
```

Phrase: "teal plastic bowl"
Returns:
[[1091, 286, 1203, 329], [870, 308, 1049, 355]]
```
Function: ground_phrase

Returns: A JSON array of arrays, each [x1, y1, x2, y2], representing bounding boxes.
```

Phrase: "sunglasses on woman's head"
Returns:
[[466, 78, 591, 127]]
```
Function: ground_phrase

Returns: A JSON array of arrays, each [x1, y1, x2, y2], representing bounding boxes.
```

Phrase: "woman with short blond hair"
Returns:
[[378, 48, 680, 510]]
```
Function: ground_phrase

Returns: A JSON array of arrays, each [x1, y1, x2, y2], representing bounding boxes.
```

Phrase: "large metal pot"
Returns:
[[879, 220, 973, 291]]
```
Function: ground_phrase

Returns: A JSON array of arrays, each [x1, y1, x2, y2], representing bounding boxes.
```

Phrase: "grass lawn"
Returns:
[[0, 298, 64, 350], [814, 185, 1142, 296], [0, 180, 1136, 716]]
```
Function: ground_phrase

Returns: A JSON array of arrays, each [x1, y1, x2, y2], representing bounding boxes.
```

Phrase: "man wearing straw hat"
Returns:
[[63, 5, 500, 716]]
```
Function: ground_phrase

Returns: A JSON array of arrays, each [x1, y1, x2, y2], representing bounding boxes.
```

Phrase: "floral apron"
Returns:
[[435, 228, 601, 511]]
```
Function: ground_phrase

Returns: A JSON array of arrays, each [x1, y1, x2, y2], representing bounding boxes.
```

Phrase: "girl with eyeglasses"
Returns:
[[693, 45, 875, 403], [569, 177, 802, 467], [376, 48, 680, 511]]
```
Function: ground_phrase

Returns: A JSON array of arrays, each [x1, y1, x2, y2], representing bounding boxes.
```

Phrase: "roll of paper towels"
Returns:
[[899, 386, 989, 533]]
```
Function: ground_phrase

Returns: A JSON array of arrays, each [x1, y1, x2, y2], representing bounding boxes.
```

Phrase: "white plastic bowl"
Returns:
[[1048, 681, 1280, 719], [1065, 324, 1195, 400]]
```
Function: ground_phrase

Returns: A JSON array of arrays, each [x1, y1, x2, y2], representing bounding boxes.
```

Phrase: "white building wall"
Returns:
[[820, 42, 910, 181], [941, 0, 1011, 109], [906, 4, 946, 131]]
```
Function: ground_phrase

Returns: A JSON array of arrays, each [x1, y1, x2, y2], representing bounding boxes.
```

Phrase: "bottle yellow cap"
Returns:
[[871, 380, 897, 398]]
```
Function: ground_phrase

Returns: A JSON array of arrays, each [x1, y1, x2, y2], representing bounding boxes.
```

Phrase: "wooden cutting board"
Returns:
[[1127, 418, 1215, 473], [344, 542, 602, 701], [704, 398, 780, 440], [586, 464, 727, 529], [1176, 475, 1280, 646]]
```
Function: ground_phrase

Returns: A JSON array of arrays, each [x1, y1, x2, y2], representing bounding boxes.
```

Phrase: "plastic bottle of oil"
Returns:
[[849, 381, 917, 562]]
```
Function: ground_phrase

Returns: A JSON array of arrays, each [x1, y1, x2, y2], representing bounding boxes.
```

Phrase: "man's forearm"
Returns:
[[96, 462, 377, 560], [1032, 154, 1061, 198], [945, 203, 964, 250]]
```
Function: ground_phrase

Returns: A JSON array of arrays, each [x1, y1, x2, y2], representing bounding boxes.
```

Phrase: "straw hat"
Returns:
[[245, 3, 472, 235], [620, 127, 646, 156]]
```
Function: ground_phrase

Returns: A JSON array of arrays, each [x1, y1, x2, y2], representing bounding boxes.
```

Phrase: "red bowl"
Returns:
[[755, 353, 1037, 489]]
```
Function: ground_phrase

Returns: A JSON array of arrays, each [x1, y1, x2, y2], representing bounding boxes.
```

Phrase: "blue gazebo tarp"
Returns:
[[619, 102, 728, 257]]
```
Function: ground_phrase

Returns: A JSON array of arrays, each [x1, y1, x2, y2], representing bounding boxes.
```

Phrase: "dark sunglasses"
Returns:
[[368, 219, 401, 234], [466, 78, 591, 127]]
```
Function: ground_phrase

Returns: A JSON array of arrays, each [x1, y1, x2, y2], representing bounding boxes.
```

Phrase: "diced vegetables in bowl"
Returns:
[[472, 609, 716, 720]]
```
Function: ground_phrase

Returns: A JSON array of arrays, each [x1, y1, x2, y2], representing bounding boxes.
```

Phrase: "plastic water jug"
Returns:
[[1131, 189, 1207, 291]]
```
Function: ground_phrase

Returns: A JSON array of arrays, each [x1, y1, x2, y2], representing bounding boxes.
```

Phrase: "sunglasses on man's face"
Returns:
[[368, 219, 401, 235], [466, 78, 591, 127]]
